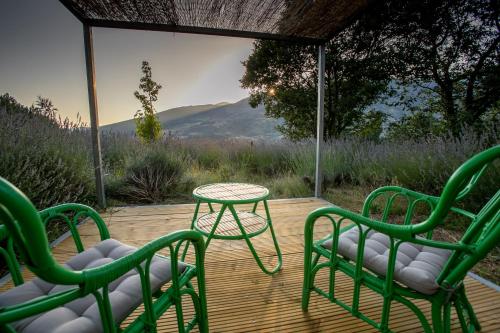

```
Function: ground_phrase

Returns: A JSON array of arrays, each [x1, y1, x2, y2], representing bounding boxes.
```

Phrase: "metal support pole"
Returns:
[[83, 24, 106, 208], [315, 44, 326, 198]]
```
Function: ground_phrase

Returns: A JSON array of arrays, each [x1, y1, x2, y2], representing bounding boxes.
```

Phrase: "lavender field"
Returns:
[[1, 94, 499, 281], [3, 99, 497, 208]]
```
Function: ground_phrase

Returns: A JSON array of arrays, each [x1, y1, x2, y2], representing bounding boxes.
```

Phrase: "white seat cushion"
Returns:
[[322, 226, 451, 295], [0, 239, 186, 333]]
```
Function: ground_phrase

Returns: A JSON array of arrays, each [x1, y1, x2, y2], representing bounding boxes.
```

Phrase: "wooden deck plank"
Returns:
[[2, 198, 499, 332]]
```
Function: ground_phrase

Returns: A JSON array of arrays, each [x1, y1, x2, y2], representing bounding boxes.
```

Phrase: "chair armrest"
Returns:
[[39, 203, 110, 252]]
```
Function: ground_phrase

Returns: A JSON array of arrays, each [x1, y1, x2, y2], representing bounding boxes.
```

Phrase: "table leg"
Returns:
[[183, 202, 228, 261], [263, 199, 283, 272], [181, 201, 201, 261], [227, 203, 282, 275], [203, 204, 227, 249], [251, 201, 258, 213]]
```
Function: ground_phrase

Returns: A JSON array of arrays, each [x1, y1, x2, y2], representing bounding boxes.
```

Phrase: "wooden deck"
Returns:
[[4, 198, 500, 332]]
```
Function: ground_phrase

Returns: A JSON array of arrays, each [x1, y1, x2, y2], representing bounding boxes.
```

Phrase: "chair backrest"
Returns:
[[0, 177, 82, 285], [426, 145, 500, 287]]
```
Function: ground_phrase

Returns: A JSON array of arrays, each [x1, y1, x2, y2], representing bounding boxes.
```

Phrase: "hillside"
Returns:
[[101, 102, 229, 133], [102, 98, 283, 140]]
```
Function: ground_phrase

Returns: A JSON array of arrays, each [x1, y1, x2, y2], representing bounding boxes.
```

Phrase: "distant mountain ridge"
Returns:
[[101, 98, 283, 140], [101, 102, 229, 134]]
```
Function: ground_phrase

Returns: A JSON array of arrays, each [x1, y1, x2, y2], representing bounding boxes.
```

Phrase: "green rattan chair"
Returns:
[[302, 145, 499, 333], [0, 177, 209, 333]]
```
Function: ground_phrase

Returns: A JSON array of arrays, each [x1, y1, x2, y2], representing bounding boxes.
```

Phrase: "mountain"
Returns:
[[102, 98, 283, 140], [101, 102, 230, 134]]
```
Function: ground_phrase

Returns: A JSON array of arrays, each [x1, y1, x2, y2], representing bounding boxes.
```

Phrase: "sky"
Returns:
[[0, 0, 254, 125]]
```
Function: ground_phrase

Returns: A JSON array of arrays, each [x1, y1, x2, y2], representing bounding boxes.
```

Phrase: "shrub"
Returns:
[[1, 152, 93, 208], [108, 148, 184, 203], [269, 175, 312, 198], [0, 94, 94, 209]]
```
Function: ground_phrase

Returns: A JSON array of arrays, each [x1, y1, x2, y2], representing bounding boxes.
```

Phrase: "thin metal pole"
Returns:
[[83, 24, 106, 208], [315, 44, 326, 198]]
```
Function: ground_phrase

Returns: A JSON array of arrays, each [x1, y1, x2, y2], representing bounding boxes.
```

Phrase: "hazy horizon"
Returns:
[[0, 0, 254, 125]]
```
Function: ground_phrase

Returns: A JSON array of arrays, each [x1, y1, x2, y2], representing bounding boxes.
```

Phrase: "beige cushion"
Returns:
[[0, 239, 186, 333], [322, 227, 451, 295]]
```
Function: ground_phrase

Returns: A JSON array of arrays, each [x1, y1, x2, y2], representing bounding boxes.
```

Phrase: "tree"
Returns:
[[134, 61, 163, 143], [376, 0, 500, 136], [347, 111, 387, 141], [33, 96, 57, 121], [241, 0, 499, 140], [241, 19, 392, 141], [386, 111, 447, 140]]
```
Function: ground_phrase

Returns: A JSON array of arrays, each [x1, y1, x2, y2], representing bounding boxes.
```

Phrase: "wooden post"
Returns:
[[315, 44, 325, 198], [83, 24, 106, 208]]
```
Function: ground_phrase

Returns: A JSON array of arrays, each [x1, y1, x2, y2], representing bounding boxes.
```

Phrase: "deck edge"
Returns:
[[467, 272, 500, 292], [106, 196, 332, 210]]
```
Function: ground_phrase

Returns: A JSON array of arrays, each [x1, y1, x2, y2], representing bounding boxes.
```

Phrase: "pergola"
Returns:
[[59, 0, 376, 208]]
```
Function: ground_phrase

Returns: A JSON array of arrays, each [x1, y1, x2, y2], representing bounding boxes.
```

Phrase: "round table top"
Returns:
[[192, 183, 269, 203]]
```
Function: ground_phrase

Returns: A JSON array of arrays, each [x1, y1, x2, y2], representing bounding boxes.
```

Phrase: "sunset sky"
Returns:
[[0, 0, 254, 125]]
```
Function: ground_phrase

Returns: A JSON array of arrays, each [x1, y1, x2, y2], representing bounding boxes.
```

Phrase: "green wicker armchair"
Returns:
[[302, 145, 499, 333], [0, 177, 209, 333]]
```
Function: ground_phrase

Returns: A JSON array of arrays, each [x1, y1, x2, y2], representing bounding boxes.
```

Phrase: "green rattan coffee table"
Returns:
[[183, 183, 282, 275]]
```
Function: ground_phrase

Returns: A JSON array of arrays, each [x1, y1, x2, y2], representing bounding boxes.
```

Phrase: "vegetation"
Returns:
[[241, 25, 390, 140], [0, 93, 94, 209], [3, 94, 497, 210], [106, 147, 184, 203], [377, 0, 500, 136], [134, 61, 163, 142], [1, 0, 499, 290], [0, 94, 498, 281], [242, 0, 500, 140]]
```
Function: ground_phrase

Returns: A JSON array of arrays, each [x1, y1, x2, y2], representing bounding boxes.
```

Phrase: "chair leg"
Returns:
[[195, 285, 209, 333], [380, 295, 393, 333], [174, 295, 185, 333], [194, 257, 209, 333], [454, 297, 469, 333], [302, 241, 315, 311], [431, 301, 445, 333], [443, 302, 452, 333], [455, 287, 481, 333], [186, 289, 208, 333]]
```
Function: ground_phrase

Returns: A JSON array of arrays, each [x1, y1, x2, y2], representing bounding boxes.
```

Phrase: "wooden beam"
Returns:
[[85, 19, 326, 45], [83, 24, 106, 208], [315, 44, 326, 198]]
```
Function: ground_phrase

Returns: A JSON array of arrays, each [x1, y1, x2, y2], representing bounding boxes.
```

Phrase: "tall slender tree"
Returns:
[[134, 61, 163, 143]]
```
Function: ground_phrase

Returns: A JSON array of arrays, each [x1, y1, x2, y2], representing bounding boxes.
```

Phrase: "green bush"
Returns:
[[0, 94, 94, 209], [1, 151, 93, 209], [107, 148, 184, 203], [269, 175, 312, 198]]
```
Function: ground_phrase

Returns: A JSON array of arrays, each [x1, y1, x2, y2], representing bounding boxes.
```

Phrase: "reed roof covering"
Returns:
[[60, 0, 372, 43]]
